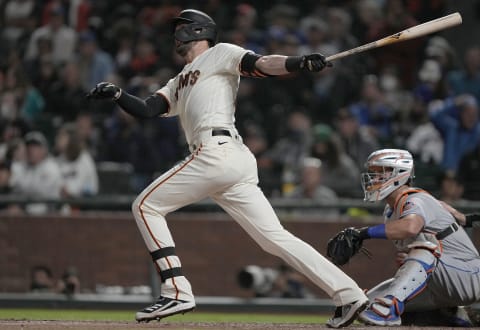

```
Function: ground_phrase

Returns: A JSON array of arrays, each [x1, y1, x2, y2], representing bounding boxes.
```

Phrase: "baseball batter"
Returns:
[[341, 149, 480, 326], [88, 9, 368, 328]]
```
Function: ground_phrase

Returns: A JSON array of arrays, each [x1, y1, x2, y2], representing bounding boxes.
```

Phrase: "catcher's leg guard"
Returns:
[[364, 278, 395, 300], [359, 248, 437, 326]]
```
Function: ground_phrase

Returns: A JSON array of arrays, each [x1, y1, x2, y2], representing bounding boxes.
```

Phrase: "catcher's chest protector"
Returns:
[[392, 188, 427, 215]]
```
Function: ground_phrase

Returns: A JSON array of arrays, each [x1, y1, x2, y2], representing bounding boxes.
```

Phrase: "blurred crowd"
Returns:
[[1, 0, 480, 214]]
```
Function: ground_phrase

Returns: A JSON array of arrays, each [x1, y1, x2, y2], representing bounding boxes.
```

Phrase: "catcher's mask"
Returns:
[[172, 9, 217, 45], [361, 149, 414, 202]]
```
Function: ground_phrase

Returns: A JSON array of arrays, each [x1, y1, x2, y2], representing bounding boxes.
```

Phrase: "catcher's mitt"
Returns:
[[326, 227, 371, 266]]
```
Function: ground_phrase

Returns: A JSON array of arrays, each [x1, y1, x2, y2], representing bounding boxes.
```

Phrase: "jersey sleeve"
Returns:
[[213, 43, 251, 75], [155, 77, 177, 117], [399, 196, 428, 226]]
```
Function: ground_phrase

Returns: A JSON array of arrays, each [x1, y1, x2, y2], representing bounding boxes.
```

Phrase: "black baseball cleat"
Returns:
[[135, 296, 195, 322], [326, 299, 369, 328]]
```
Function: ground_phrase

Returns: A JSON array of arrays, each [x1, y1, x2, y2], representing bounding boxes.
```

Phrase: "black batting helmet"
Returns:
[[172, 9, 217, 44]]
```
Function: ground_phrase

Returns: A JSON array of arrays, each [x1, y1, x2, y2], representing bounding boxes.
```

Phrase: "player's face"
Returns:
[[363, 166, 393, 191], [174, 24, 193, 57]]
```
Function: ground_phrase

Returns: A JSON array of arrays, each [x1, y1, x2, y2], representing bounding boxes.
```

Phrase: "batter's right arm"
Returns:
[[87, 82, 169, 118], [240, 52, 330, 77], [255, 54, 330, 75]]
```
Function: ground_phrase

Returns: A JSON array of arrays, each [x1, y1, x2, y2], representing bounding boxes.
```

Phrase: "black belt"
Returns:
[[212, 129, 231, 137], [436, 222, 459, 240]]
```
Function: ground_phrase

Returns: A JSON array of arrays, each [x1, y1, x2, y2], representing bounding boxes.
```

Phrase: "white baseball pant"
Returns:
[[131, 130, 366, 305]]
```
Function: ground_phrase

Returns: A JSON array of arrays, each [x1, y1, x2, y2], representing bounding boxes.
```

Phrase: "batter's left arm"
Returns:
[[87, 82, 169, 118]]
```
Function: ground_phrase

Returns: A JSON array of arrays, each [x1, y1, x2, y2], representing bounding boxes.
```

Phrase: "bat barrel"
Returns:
[[325, 12, 462, 63]]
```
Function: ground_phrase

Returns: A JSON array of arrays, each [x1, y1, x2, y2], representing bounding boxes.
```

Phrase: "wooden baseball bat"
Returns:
[[325, 12, 462, 62]]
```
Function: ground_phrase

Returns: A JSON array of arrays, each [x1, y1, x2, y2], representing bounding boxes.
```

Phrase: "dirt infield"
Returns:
[[0, 321, 455, 330]]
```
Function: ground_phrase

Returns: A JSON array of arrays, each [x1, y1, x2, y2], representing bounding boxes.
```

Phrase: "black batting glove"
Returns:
[[286, 53, 332, 73], [86, 82, 121, 100], [302, 53, 331, 72]]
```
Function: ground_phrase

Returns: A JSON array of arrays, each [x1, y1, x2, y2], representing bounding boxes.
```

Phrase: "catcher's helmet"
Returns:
[[361, 149, 414, 202], [172, 9, 217, 44]]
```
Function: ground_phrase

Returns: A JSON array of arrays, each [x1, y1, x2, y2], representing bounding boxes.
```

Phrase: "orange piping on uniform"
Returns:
[[138, 152, 197, 299]]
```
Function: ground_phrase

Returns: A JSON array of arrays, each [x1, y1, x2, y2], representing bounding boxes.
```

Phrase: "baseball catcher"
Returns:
[[327, 149, 480, 327]]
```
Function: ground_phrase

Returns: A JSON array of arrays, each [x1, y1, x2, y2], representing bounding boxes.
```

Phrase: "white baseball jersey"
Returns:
[[131, 42, 367, 307], [156, 43, 248, 146]]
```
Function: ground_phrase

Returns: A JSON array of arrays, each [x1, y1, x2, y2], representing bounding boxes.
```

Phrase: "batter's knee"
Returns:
[[131, 196, 141, 219], [131, 194, 151, 218]]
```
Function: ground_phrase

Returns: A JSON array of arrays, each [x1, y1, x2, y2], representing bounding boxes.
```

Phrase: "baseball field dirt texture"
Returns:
[[0, 320, 457, 330]]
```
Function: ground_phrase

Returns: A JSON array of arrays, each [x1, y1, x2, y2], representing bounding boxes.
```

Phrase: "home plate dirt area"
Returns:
[[0, 321, 462, 330]]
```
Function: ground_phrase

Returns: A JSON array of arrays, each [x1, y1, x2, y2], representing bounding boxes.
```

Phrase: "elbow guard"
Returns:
[[145, 94, 169, 117], [240, 52, 271, 78]]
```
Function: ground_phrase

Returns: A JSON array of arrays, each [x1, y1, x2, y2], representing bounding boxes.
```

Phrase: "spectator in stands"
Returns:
[[263, 111, 312, 197], [0, 63, 45, 125], [113, 33, 134, 79], [76, 30, 115, 90], [48, 60, 89, 122], [405, 58, 446, 166], [9, 131, 62, 213], [411, 58, 448, 109], [56, 266, 81, 295], [54, 122, 98, 198], [242, 123, 280, 197], [229, 3, 264, 54], [366, 0, 422, 88], [0, 137, 25, 196], [310, 123, 362, 198], [447, 45, 480, 103], [1, 67, 22, 121], [68, 0, 92, 32], [24, 3, 77, 66], [429, 94, 480, 172], [350, 0, 383, 44], [334, 107, 379, 170], [348, 74, 394, 144], [124, 38, 159, 79], [15, 69, 45, 124], [100, 107, 158, 193], [424, 36, 457, 75], [406, 119, 443, 166], [4, 136, 26, 164], [405, 89, 444, 166], [327, 7, 357, 56], [438, 170, 465, 204], [74, 111, 102, 160], [457, 145, 480, 201], [298, 16, 334, 56], [0, 160, 12, 194], [0, 119, 28, 161], [290, 157, 339, 216], [2, 0, 37, 46], [30, 265, 55, 293], [25, 36, 58, 103]]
